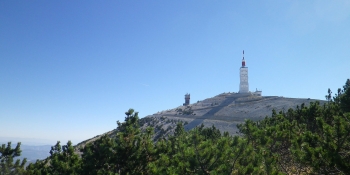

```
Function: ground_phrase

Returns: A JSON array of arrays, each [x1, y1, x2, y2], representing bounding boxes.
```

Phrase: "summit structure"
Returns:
[[183, 93, 190, 106], [239, 50, 249, 93]]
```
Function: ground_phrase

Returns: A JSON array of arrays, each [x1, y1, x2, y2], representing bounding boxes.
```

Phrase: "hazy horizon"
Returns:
[[0, 136, 81, 146]]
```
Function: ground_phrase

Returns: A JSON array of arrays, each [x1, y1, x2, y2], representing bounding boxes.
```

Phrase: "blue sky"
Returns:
[[1, 1, 349, 145]]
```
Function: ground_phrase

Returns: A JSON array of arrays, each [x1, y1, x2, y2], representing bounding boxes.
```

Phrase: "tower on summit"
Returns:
[[239, 50, 249, 93]]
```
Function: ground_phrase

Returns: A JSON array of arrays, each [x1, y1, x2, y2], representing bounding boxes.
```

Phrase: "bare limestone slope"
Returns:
[[75, 92, 324, 149], [147, 92, 324, 136]]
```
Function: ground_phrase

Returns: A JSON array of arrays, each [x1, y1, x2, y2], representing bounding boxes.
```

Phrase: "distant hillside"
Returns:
[[0, 143, 51, 167], [75, 92, 325, 149]]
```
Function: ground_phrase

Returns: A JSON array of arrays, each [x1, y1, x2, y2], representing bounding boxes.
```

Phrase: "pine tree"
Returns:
[[26, 141, 82, 175], [81, 108, 155, 175], [340, 79, 350, 112], [0, 142, 27, 175]]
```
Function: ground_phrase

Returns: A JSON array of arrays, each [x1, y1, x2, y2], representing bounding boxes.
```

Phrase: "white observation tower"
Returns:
[[239, 50, 249, 93]]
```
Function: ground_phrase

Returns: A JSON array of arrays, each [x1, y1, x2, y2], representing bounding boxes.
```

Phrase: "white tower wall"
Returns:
[[239, 67, 249, 93]]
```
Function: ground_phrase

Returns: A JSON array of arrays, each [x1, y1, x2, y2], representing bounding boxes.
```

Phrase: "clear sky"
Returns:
[[1, 1, 349, 145]]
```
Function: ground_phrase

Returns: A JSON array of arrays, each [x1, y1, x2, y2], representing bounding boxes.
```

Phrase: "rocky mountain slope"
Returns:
[[75, 92, 324, 149]]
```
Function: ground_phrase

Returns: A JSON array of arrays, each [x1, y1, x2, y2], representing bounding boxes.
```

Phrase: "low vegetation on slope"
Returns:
[[1, 79, 350, 175]]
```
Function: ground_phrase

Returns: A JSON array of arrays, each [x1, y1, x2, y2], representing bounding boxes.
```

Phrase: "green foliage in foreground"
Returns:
[[0, 142, 27, 175], [2, 79, 350, 175]]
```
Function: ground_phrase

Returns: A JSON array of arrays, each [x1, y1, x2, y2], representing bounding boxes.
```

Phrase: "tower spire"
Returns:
[[242, 50, 246, 67], [243, 50, 244, 60]]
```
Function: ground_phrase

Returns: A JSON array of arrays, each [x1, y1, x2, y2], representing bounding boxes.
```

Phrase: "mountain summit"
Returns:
[[76, 92, 324, 147], [146, 92, 323, 136]]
